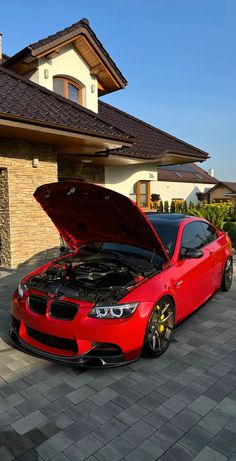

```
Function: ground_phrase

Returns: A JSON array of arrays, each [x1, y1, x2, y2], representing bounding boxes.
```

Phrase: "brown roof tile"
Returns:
[[0, 66, 132, 141], [98, 101, 209, 161], [157, 163, 218, 184]]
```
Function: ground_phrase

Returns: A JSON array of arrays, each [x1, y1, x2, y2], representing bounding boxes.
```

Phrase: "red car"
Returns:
[[10, 182, 233, 367]]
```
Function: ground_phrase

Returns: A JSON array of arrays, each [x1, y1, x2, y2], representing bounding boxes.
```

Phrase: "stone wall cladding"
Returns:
[[58, 159, 105, 184], [0, 139, 59, 268], [0, 168, 11, 266]]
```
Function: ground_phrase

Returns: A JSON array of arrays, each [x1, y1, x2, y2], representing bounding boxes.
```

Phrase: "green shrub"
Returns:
[[164, 201, 169, 213], [187, 202, 231, 229], [223, 221, 236, 248], [170, 200, 175, 213]]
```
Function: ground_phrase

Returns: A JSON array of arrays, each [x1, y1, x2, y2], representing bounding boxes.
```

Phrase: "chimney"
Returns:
[[208, 168, 214, 177], [0, 33, 2, 63]]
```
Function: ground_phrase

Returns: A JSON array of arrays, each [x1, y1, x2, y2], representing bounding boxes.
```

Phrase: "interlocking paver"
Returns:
[[179, 425, 214, 454], [0, 446, 14, 461], [64, 434, 103, 461], [66, 385, 95, 404], [150, 422, 184, 451], [188, 395, 217, 416], [124, 438, 164, 461], [171, 408, 202, 432], [11, 409, 48, 434], [89, 387, 119, 406], [192, 446, 227, 461], [159, 443, 194, 460], [36, 431, 73, 460], [209, 427, 236, 457], [197, 410, 229, 435], [92, 417, 127, 443], [120, 420, 156, 447], [115, 402, 149, 426]]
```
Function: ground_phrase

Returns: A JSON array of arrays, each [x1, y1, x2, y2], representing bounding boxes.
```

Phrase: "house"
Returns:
[[209, 182, 236, 209], [0, 18, 209, 268], [151, 163, 218, 206]]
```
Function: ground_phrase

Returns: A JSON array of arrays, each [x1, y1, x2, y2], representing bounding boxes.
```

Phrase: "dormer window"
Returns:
[[53, 77, 83, 105]]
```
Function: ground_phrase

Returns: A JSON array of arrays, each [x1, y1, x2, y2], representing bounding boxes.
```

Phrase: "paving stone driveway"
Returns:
[[0, 252, 236, 461]]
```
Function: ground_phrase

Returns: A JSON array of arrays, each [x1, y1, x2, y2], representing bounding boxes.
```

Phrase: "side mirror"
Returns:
[[181, 248, 204, 259]]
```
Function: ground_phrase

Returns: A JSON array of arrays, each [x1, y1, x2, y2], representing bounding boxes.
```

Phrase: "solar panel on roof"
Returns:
[[159, 164, 198, 173]]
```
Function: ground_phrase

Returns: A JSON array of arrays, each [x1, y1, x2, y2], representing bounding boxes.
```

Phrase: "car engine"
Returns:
[[24, 250, 153, 304]]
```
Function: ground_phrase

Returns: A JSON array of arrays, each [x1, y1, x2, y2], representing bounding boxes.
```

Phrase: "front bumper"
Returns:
[[9, 323, 127, 367], [10, 294, 153, 367]]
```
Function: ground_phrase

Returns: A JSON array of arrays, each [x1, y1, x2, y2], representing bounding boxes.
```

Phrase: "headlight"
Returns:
[[88, 302, 139, 319], [18, 282, 27, 298]]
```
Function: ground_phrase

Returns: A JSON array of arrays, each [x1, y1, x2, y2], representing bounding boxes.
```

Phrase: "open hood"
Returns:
[[34, 182, 170, 263]]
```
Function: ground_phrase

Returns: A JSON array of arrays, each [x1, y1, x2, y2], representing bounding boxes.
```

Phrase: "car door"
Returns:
[[173, 221, 214, 321], [200, 221, 223, 290]]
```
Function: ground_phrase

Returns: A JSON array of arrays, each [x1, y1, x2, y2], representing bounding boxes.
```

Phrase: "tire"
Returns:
[[221, 257, 233, 292], [142, 296, 175, 358]]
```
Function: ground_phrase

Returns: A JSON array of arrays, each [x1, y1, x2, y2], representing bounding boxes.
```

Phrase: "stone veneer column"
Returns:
[[0, 168, 11, 266], [0, 139, 59, 268]]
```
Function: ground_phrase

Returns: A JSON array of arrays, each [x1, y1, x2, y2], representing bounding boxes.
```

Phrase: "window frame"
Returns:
[[130, 180, 150, 209], [53, 77, 83, 105]]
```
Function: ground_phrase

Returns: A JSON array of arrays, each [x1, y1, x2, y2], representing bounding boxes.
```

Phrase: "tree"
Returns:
[[170, 200, 175, 213], [164, 201, 169, 213]]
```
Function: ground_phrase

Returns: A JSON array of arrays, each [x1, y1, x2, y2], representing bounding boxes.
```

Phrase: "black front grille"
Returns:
[[28, 296, 47, 315], [50, 301, 78, 320], [26, 326, 78, 353]]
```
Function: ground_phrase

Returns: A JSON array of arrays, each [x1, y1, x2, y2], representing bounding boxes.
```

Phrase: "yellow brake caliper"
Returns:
[[156, 305, 165, 333], [159, 311, 165, 333]]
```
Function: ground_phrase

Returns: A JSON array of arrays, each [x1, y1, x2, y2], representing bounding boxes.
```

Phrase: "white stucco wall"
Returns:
[[29, 44, 98, 112], [105, 164, 157, 197], [151, 181, 216, 205]]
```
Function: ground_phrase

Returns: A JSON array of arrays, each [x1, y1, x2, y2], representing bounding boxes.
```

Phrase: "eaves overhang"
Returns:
[[0, 115, 135, 154]]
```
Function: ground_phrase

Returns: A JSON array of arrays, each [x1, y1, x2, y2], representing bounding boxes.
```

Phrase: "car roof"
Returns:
[[145, 212, 190, 224]]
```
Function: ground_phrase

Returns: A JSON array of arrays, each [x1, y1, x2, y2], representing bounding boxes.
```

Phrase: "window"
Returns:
[[149, 219, 179, 258], [129, 181, 150, 209], [201, 222, 218, 244], [53, 77, 83, 105], [180, 222, 206, 257]]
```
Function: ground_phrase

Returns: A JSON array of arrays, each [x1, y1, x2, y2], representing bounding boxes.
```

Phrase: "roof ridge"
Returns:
[[0, 66, 132, 139], [99, 100, 209, 157], [5, 18, 127, 86]]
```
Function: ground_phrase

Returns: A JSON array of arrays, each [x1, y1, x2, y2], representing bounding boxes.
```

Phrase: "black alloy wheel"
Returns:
[[142, 296, 175, 358], [222, 257, 233, 292]]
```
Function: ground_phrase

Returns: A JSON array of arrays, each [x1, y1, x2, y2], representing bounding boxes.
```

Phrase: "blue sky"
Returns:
[[1, 0, 236, 180]]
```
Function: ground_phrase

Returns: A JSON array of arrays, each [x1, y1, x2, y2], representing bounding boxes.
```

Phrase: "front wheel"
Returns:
[[221, 257, 233, 292], [142, 296, 175, 358]]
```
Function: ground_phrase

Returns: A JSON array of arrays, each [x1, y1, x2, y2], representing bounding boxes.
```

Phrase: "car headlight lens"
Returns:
[[18, 282, 27, 298], [88, 302, 139, 319]]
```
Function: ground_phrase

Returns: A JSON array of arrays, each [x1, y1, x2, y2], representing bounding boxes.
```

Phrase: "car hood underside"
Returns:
[[34, 181, 169, 263]]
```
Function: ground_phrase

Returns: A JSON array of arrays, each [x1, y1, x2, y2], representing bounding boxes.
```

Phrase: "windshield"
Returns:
[[148, 218, 179, 258]]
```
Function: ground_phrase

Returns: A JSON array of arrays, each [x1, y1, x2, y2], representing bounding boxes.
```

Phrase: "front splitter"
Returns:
[[9, 328, 136, 368]]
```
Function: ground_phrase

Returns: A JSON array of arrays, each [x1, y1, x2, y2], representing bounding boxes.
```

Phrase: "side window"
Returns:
[[201, 222, 218, 244], [180, 222, 206, 257]]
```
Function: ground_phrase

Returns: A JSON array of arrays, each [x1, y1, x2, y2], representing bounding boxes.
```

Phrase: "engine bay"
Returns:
[[25, 244, 164, 304]]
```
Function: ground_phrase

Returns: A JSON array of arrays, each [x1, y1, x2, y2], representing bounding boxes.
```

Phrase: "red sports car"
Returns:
[[10, 182, 233, 367]]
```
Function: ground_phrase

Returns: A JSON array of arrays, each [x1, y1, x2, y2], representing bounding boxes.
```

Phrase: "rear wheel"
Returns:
[[221, 257, 233, 292], [142, 296, 175, 358]]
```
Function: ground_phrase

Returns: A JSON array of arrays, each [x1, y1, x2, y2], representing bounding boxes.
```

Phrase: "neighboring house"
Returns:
[[151, 163, 218, 206], [209, 182, 236, 208], [0, 18, 209, 267]]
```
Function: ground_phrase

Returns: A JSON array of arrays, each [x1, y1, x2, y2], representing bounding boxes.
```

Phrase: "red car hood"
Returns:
[[34, 182, 170, 262]]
